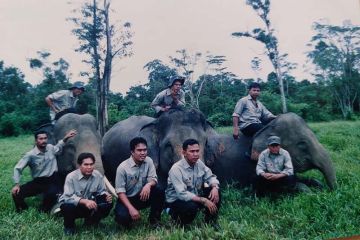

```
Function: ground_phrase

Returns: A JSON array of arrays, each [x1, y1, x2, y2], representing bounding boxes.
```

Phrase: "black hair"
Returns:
[[34, 130, 48, 140], [182, 139, 199, 150], [248, 82, 261, 90], [77, 152, 96, 165], [130, 137, 148, 151]]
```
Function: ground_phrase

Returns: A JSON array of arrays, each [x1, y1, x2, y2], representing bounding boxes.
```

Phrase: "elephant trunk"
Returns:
[[313, 147, 337, 190]]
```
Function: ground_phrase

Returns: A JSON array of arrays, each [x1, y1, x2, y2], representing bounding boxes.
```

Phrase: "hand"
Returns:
[[208, 187, 219, 204], [233, 129, 239, 140], [162, 106, 171, 112], [262, 173, 282, 181], [139, 183, 151, 201], [203, 198, 218, 214], [63, 129, 77, 142], [105, 193, 112, 203], [129, 207, 141, 221], [83, 199, 97, 210], [12, 185, 20, 195]]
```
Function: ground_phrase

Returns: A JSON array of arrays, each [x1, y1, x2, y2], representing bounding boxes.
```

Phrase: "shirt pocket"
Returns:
[[196, 171, 205, 190], [127, 173, 139, 188]]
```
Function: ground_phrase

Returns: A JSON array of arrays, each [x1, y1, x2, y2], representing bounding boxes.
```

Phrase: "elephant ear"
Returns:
[[140, 121, 160, 169], [251, 118, 279, 161], [204, 133, 223, 167]]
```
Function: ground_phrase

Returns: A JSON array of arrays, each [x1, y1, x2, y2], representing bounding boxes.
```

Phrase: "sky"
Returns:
[[0, 0, 359, 94]]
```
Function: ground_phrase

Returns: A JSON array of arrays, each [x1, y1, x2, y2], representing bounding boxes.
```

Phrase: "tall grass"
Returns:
[[0, 121, 359, 239]]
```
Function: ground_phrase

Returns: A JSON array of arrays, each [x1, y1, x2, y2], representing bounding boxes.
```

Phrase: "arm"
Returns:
[[256, 152, 267, 176], [45, 96, 58, 113], [203, 164, 220, 203], [280, 151, 294, 176], [53, 129, 77, 155], [232, 116, 239, 139], [118, 192, 140, 220], [150, 92, 165, 113], [139, 160, 158, 201], [168, 168, 196, 202], [12, 155, 30, 195], [232, 99, 244, 139], [174, 90, 185, 106]]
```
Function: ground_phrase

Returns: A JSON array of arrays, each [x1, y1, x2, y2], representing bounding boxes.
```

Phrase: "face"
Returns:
[[35, 133, 48, 149], [131, 143, 148, 164], [170, 81, 182, 93], [249, 87, 260, 99], [268, 144, 281, 154], [72, 88, 84, 96], [79, 158, 95, 176], [183, 144, 200, 166]]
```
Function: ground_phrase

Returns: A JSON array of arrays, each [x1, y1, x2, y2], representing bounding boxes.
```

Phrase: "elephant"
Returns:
[[36, 113, 116, 200], [37, 113, 104, 183], [101, 108, 336, 190]]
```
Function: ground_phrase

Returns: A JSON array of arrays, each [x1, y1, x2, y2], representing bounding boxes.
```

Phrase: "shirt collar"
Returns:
[[165, 88, 172, 96], [267, 148, 282, 157], [129, 156, 145, 168], [180, 158, 195, 169], [33, 145, 47, 155], [77, 169, 94, 180]]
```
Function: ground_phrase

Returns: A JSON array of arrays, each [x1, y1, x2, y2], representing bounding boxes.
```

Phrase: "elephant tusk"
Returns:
[[104, 176, 118, 199]]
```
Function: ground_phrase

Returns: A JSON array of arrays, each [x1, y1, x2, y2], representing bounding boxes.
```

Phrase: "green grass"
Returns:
[[1, 121, 360, 239]]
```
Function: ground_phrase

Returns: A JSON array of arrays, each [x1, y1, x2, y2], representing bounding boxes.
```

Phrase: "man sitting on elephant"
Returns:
[[255, 136, 296, 196], [165, 139, 221, 229], [59, 152, 113, 235], [151, 75, 186, 117], [233, 82, 276, 138], [45, 81, 85, 124], [114, 137, 164, 228], [11, 129, 76, 213]]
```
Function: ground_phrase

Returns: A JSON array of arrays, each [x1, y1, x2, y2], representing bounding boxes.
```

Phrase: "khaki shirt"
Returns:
[[232, 95, 274, 130], [59, 169, 107, 206], [165, 158, 220, 203], [256, 148, 294, 176], [13, 140, 65, 184], [115, 156, 158, 197], [151, 88, 185, 113], [47, 90, 78, 120]]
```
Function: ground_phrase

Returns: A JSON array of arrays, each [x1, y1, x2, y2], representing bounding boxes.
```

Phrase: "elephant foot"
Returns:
[[297, 177, 324, 190], [294, 182, 312, 193]]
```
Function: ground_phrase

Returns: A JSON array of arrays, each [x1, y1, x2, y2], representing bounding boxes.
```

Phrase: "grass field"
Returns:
[[0, 121, 359, 239]]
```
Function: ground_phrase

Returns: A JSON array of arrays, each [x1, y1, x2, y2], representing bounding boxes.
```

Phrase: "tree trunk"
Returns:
[[90, 0, 105, 135]]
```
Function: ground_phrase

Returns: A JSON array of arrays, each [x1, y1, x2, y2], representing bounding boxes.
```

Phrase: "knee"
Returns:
[[114, 203, 130, 224]]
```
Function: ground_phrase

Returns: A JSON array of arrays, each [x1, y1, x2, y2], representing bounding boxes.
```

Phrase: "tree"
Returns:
[[28, 51, 73, 125], [232, 0, 294, 113], [307, 20, 360, 118], [68, 0, 133, 135], [169, 49, 231, 110]]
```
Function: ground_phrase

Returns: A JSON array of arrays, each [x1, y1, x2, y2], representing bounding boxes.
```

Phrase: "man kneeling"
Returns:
[[255, 136, 296, 196], [165, 139, 221, 228], [114, 137, 164, 228], [59, 153, 112, 235]]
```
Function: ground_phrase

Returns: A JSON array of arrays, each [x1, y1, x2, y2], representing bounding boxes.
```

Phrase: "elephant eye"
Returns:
[[297, 141, 308, 151]]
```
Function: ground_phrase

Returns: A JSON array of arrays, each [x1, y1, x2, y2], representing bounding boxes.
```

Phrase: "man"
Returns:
[[255, 136, 296, 196], [45, 81, 85, 124], [12, 129, 76, 213], [151, 75, 186, 116], [165, 139, 221, 228], [232, 82, 276, 138], [114, 137, 164, 228], [59, 152, 113, 235]]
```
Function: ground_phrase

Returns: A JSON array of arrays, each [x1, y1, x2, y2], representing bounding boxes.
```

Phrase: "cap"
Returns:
[[267, 136, 281, 145], [168, 75, 185, 88], [69, 81, 85, 91]]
